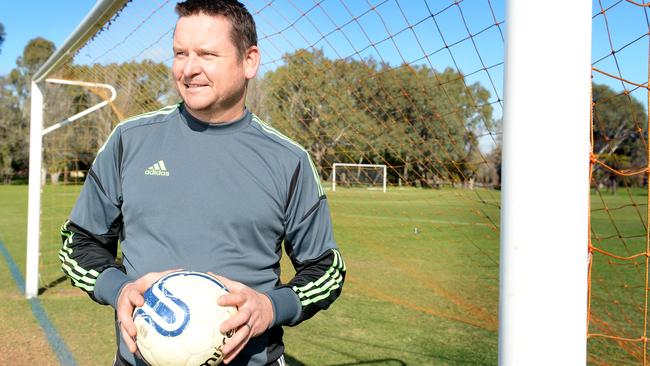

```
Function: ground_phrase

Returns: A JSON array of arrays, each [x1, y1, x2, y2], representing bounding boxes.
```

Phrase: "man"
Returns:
[[59, 1, 346, 365]]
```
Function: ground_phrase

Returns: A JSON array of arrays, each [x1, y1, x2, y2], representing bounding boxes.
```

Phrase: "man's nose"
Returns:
[[183, 54, 201, 77]]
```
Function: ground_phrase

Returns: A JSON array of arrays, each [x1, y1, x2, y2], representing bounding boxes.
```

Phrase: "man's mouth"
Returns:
[[184, 82, 208, 89]]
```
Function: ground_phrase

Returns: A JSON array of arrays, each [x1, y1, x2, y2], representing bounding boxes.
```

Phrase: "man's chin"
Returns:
[[182, 98, 211, 113]]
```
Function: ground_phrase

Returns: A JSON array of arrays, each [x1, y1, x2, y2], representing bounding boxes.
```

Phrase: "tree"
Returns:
[[0, 35, 177, 183], [365, 64, 485, 186], [592, 83, 647, 190], [0, 23, 6, 54], [9, 37, 56, 104], [474, 119, 501, 189], [260, 49, 494, 186], [62, 60, 175, 120], [0, 38, 56, 182], [262, 49, 375, 178], [0, 76, 25, 183], [42, 60, 175, 183]]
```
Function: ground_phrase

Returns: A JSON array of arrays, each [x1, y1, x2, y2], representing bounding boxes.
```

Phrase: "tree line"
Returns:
[[0, 34, 644, 190]]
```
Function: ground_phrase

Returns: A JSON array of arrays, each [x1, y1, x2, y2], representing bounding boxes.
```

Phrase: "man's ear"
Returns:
[[243, 46, 260, 80]]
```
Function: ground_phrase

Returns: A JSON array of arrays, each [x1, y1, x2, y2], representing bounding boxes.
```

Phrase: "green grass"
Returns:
[[588, 189, 650, 365], [1, 184, 642, 365], [0, 185, 501, 365], [0, 186, 61, 365]]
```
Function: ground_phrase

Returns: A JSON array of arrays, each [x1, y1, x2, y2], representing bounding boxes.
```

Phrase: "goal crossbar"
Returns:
[[32, 0, 130, 83]]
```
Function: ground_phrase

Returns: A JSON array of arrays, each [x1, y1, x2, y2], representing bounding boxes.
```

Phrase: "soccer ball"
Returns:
[[133, 271, 237, 366]]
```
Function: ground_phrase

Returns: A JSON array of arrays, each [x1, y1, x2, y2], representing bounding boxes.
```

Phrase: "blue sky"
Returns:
[[0, 1, 505, 97], [0, 0, 97, 75], [0, 0, 646, 121]]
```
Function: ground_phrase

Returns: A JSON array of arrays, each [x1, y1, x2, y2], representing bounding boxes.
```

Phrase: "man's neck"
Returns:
[[186, 105, 247, 124]]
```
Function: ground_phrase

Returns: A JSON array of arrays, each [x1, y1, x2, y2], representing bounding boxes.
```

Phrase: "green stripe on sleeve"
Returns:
[[59, 221, 100, 291], [292, 249, 345, 306]]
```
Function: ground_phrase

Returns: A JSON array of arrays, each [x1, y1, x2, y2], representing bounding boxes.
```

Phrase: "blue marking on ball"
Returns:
[[133, 271, 230, 338], [134, 273, 192, 337]]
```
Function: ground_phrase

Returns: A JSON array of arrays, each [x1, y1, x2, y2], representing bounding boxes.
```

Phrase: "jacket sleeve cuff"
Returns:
[[265, 287, 301, 327], [94, 267, 130, 308]]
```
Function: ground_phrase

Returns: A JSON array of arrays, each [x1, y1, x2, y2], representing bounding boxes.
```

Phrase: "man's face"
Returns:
[[172, 14, 257, 121]]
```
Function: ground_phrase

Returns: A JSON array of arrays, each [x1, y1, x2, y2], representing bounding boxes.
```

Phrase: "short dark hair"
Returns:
[[175, 0, 257, 60]]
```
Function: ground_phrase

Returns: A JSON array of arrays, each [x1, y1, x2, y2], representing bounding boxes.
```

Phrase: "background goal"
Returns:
[[331, 163, 387, 192]]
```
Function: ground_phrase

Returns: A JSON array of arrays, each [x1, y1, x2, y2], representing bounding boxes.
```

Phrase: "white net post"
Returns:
[[24, 0, 129, 298], [25, 81, 44, 299], [25, 79, 116, 298], [498, 0, 591, 365]]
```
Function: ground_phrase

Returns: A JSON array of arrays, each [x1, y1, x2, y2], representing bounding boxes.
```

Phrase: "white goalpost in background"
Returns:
[[498, 1, 591, 365], [25, 0, 128, 299], [331, 163, 387, 193]]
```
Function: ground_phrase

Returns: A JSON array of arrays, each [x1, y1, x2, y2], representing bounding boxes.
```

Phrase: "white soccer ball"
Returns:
[[133, 271, 236, 366]]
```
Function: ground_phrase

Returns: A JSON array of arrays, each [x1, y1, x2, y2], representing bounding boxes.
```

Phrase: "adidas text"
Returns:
[[145, 160, 170, 176], [145, 170, 170, 176]]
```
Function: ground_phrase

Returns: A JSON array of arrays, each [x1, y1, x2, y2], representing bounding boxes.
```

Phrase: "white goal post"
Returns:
[[26, 79, 116, 299], [25, 0, 128, 299], [331, 163, 387, 193], [498, 0, 590, 365]]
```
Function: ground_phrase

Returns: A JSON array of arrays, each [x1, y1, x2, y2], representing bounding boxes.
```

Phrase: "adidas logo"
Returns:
[[144, 160, 170, 176]]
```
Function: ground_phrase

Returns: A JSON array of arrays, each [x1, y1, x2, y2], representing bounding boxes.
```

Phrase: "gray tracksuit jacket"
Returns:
[[59, 103, 346, 365]]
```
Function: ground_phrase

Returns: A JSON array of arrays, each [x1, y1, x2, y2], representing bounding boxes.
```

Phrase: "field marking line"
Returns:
[[334, 213, 492, 226], [347, 275, 496, 332], [0, 238, 77, 366]]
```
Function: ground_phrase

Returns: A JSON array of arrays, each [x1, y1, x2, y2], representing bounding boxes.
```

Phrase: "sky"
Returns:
[[0, 0, 97, 75], [0, 0, 647, 123], [0, 1, 505, 87]]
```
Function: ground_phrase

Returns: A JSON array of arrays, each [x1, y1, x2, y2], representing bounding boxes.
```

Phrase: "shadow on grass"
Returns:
[[286, 332, 494, 366], [285, 354, 406, 366], [328, 359, 407, 366], [38, 275, 68, 295], [301, 332, 435, 359]]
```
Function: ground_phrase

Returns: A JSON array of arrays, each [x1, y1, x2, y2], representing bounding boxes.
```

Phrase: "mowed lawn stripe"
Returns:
[[0, 237, 77, 365]]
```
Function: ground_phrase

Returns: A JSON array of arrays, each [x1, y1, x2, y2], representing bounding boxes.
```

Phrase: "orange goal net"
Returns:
[[589, 0, 650, 364]]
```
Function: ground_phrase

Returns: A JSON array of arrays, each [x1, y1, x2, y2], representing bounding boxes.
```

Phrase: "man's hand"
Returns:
[[116, 269, 180, 353], [208, 273, 275, 364]]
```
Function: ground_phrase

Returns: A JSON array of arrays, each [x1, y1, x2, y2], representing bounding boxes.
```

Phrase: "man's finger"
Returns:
[[217, 292, 245, 307], [127, 289, 145, 307], [120, 315, 138, 337], [222, 325, 250, 364], [219, 308, 249, 334], [120, 323, 137, 353], [117, 291, 143, 337]]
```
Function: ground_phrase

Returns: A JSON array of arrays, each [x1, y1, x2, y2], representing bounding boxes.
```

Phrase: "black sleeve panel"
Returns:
[[281, 151, 345, 325], [282, 246, 346, 325], [59, 218, 125, 304]]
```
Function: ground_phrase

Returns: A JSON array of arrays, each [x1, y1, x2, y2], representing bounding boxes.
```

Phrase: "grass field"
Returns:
[[588, 189, 650, 365], [0, 184, 501, 365]]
